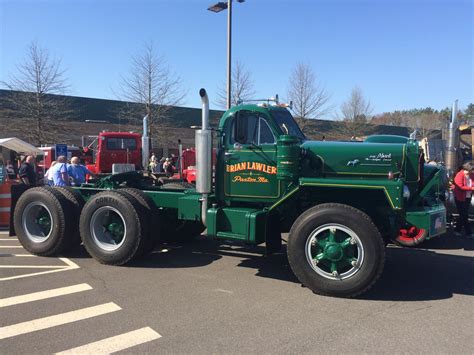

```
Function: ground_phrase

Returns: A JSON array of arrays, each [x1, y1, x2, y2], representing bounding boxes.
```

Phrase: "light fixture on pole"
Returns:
[[207, 0, 245, 110]]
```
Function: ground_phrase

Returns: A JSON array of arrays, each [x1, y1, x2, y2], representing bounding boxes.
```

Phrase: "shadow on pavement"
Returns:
[[130, 238, 222, 268], [415, 233, 474, 252], [63, 235, 473, 301], [130, 238, 300, 283], [363, 246, 474, 301]]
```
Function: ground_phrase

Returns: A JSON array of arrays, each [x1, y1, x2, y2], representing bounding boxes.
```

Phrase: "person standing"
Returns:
[[5, 160, 17, 180], [18, 155, 37, 185], [44, 161, 57, 186], [51, 155, 70, 186], [149, 152, 162, 173], [156, 157, 165, 173], [150, 152, 157, 165], [67, 157, 96, 186], [163, 157, 174, 175], [453, 162, 474, 238]]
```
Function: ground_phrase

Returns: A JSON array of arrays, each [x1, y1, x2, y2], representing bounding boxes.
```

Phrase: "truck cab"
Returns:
[[208, 98, 446, 252], [88, 132, 142, 174], [216, 104, 304, 202]]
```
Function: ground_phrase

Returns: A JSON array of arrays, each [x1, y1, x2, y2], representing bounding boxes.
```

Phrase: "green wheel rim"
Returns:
[[90, 206, 127, 251], [21, 202, 53, 243], [305, 223, 364, 280]]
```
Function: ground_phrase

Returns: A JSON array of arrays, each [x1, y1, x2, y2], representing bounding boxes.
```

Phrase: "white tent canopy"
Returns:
[[0, 138, 43, 155]]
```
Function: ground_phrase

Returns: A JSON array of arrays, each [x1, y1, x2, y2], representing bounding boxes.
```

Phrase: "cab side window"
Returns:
[[230, 112, 275, 145], [258, 118, 275, 144]]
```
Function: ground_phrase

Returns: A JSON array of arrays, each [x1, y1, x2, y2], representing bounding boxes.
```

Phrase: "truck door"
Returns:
[[223, 110, 279, 201]]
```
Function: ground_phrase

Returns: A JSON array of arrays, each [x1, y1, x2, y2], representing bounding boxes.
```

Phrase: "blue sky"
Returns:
[[0, 0, 472, 116]]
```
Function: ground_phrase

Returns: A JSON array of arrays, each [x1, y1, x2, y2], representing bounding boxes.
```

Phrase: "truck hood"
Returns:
[[301, 140, 406, 177]]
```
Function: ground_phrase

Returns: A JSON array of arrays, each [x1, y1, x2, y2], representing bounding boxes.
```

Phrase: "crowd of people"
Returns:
[[5, 151, 175, 187], [5, 155, 95, 187], [148, 152, 175, 175]]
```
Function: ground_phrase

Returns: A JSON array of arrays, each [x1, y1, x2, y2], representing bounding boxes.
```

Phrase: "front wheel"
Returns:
[[287, 203, 385, 298]]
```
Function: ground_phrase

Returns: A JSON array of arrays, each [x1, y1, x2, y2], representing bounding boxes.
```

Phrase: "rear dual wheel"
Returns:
[[79, 190, 155, 265], [53, 186, 85, 247], [117, 188, 161, 255], [13, 187, 77, 256]]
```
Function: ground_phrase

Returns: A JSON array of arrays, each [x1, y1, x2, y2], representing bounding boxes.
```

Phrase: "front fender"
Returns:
[[299, 177, 404, 210]]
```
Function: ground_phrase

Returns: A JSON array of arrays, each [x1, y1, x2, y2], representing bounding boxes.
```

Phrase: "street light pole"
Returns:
[[208, 0, 244, 110], [226, 0, 232, 110]]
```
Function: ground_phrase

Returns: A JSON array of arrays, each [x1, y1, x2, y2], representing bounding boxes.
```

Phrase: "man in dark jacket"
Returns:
[[18, 155, 37, 185]]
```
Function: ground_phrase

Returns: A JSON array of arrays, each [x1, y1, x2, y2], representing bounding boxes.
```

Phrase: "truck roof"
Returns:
[[218, 104, 291, 130]]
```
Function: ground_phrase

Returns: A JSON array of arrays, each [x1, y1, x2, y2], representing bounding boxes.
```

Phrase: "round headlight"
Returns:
[[403, 185, 411, 199]]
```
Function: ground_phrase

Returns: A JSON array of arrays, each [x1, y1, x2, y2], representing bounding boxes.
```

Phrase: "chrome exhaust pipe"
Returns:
[[445, 100, 459, 176], [141, 114, 149, 170], [200, 88, 210, 130], [196, 88, 212, 226]]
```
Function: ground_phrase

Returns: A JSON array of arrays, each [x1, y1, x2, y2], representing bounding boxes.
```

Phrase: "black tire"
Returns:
[[118, 188, 161, 255], [79, 190, 149, 265], [13, 187, 72, 256], [52, 186, 85, 247], [287, 203, 385, 298]]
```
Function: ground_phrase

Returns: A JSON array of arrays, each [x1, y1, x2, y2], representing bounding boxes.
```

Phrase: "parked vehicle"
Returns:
[[10, 89, 447, 298], [38, 132, 141, 176]]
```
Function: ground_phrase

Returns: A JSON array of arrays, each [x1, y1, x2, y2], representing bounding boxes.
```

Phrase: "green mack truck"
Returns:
[[10, 89, 447, 298]]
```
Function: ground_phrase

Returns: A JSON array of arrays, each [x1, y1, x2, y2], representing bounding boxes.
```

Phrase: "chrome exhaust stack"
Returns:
[[445, 100, 459, 176], [142, 114, 150, 170], [196, 88, 212, 225]]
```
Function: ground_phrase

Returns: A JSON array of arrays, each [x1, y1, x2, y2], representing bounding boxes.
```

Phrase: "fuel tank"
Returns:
[[301, 140, 409, 177]]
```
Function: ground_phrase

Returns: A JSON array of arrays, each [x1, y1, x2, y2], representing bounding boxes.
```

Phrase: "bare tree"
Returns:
[[287, 63, 331, 132], [340, 86, 373, 123], [117, 41, 186, 138], [1, 41, 70, 145], [216, 60, 255, 109], [337, 87, 373, 139]]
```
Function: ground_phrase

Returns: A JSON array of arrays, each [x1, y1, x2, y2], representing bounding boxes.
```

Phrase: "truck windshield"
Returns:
[[106, 138, 137, 150], [271, 109, 306, 140]]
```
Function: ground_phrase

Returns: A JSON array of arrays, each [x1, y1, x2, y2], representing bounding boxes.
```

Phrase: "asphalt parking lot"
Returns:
[[1, 229, 473, 354]]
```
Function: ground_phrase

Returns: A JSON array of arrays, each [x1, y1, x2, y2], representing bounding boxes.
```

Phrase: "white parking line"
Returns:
[[0, 246, 23, 248], [0, 257, 80, 282], [0, 265, 69, 269], [0, 238, 17, 241], [0, 284, 93, 308], [0, 302, 122, 340], [0, 254, 37, 257], [55, 327, 162, 354]]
